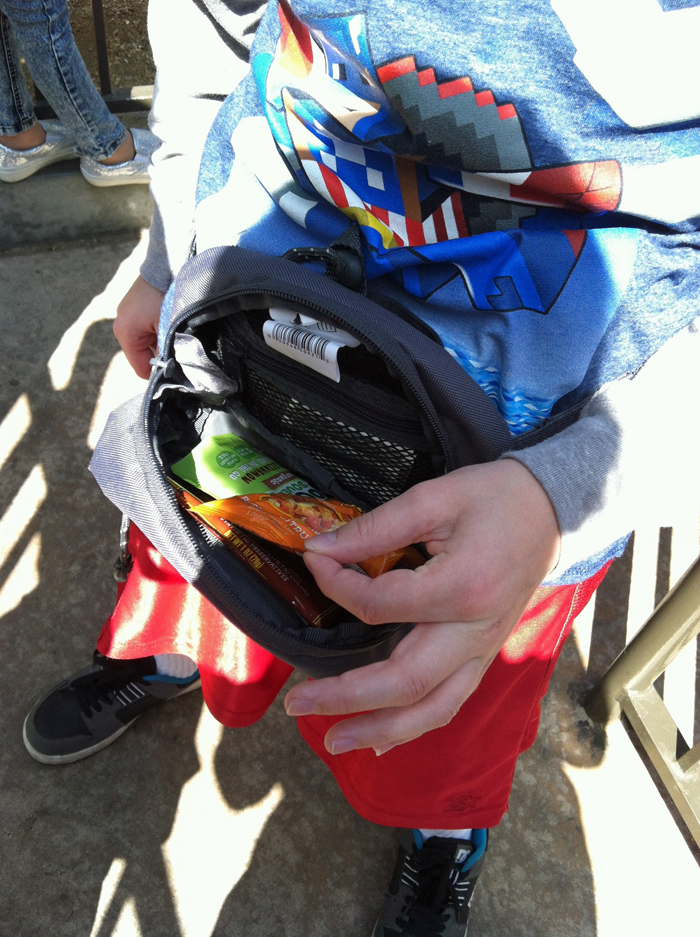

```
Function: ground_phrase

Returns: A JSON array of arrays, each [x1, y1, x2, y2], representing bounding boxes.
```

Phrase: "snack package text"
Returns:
[[169, 480, 340, 627], [171, 433, 322, 500]]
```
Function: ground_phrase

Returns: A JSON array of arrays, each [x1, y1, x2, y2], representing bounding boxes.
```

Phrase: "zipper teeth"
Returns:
[[167, 286, 448, 461]]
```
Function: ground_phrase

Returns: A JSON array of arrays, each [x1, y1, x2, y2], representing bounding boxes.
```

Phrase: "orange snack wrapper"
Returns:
[[168, 480, 341, 627], [189, 492, 421, 578]]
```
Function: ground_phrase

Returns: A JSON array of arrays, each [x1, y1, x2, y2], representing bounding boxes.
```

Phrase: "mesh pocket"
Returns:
[[242, 365, 436, 506]]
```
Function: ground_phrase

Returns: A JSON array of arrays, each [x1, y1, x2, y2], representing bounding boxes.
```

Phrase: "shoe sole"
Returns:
[[23, 717, 134, 765], [0, 151, 78, 183], [22, 677, 202, 765], [79, 168, 151, 187]]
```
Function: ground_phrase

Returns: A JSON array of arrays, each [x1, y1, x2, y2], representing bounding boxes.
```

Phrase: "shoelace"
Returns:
[[68, 661, 149, 718], [396, 842, 470, 937]]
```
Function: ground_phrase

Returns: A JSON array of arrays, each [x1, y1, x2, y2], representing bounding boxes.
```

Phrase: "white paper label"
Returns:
[[269, 306, 360, 347], [263, 320, 344, 382]]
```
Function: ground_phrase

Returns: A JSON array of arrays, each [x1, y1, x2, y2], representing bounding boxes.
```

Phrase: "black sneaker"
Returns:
[[372, 829, 488, 936], [23, 652, 201, 764]]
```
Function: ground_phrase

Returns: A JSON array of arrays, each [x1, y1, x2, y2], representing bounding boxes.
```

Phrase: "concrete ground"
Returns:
[[1, 170, 700, 936]]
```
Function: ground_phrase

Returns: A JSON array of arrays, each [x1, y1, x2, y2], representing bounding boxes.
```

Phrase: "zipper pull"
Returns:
[[149, 355, 176, 378]]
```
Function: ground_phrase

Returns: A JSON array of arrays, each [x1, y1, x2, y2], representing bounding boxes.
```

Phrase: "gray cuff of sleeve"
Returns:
[[498, 319, 700, 580], [139, 204, 174, 292], [501, 407, 623, 577], [502, 324, 700, 578]]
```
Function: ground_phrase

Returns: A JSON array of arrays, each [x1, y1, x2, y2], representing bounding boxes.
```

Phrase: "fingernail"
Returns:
[[305, 531, 337, 552], [286, 699, 317, 716], [330, 738, 357, 755], [374, 742, 397, 756]]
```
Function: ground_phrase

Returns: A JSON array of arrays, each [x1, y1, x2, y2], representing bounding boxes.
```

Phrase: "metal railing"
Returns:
[[586, 554, 700, 845], [34, 0, 153, 119]]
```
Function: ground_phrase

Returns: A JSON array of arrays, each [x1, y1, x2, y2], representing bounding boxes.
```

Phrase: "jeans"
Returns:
[[0, 0, 124, 158]]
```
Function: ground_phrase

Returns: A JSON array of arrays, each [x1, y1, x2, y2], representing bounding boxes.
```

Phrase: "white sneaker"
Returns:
[[0, 121, 77, 183], [79, 127, 157, 187]]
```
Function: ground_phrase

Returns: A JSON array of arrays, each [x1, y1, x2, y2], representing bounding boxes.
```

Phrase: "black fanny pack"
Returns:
[[90, 240, 579, 677]]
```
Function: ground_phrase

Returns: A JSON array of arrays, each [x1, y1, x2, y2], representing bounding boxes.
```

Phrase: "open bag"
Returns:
[[90, 240, 579, 677]]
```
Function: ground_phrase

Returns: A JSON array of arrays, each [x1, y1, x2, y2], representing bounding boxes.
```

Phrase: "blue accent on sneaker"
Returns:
[[461, 828, 488, 871], [412, 829, 424, 849], [143, 671, 200, 685]]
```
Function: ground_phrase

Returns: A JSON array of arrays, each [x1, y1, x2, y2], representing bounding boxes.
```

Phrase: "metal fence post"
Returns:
[[90, 0, 112, 97], [33, 2, 152, 119], [586, 554, 700, 843]]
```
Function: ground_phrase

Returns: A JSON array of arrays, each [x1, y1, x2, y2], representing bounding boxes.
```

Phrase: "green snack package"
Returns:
[[171, 433, 322, 500]]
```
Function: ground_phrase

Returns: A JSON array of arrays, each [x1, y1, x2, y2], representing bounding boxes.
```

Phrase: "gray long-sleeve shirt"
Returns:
[[505, 320, 700, 578], [141, 0, 266, 290]]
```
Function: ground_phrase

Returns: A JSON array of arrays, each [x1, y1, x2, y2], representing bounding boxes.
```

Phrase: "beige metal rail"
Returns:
[[586, 555, 700, 844]]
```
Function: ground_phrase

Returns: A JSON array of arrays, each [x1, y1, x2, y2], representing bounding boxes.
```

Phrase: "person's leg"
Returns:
[[0, 121, 44, 148], [296, 571, 607, 829], [0, 9, 35, 137], [0, 11, 77, 181], [23, 524, 293, 763], [0, 0, 125, 159], [295, 567, 608, 936]]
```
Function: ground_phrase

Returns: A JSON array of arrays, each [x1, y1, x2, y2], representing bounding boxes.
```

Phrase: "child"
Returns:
[[24, 2, 700, 934]]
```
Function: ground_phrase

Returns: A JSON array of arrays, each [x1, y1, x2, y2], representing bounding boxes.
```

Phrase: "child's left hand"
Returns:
[[283, 459, 561, 755]]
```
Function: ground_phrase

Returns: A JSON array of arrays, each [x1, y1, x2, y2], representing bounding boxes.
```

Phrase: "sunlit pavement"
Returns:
[[1, 232, 699, 936]]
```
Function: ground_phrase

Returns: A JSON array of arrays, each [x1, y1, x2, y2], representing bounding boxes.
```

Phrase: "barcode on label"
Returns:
[[270, 307, 361, 347], [262, 319, 344, 382], [269, 323, 331, 360]]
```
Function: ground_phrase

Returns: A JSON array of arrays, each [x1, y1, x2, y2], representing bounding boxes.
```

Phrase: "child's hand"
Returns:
[[284, 459, 561, 754], [113, 275, 165, 379]]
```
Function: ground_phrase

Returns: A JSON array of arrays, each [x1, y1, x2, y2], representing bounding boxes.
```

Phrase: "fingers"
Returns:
[[285, 614, 518, 752], [324, 659, 484, 752], [303, 549, 476, 624], [285, 462, 562, 753], [304, 482, 451, 564], [113, 321, 155, 379], [312, 656, 485, 754], [285, 621, 490, 718], [113, 275, 165, 379]]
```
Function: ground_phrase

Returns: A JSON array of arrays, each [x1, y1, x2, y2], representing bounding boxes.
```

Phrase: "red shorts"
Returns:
[[97, 526, 606, 830]]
